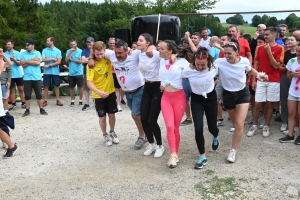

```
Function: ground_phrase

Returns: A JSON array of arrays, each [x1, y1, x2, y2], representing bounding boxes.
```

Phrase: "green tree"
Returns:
[[251, 15, 262, 27], [261, 14, 269, 25], [267, 16, 278, 27], [226, 14, 244, 25], [284, 13, 299, 28]]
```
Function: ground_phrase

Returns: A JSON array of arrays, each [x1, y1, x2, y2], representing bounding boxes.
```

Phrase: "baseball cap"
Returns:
[[257, 24, 266, 30], [86, 37, 94, 42], [24, 39, 35, 45]]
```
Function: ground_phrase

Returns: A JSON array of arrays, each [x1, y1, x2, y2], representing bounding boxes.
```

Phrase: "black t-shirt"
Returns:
[[284, 50, 296, 65]]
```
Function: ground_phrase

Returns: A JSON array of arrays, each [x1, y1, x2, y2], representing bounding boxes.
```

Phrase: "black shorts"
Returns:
[[223, 87, 250, 110], [248, 85, 255, 95], [113, 73, 121, 89], [10, 78, 24, 89], [24, 80, 42, 100], [68, 75, 83, 88], [95, 92, 118, 117]]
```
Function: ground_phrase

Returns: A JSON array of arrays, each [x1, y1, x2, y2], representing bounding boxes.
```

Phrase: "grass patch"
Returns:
[[221, 23, 257, 37], [195, 176, 241, 199], [204, 169, 215, 176]]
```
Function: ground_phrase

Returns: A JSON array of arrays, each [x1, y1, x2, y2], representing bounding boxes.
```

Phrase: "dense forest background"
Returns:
[[0, 0, 223, 56], [0, 0, 299, 60]]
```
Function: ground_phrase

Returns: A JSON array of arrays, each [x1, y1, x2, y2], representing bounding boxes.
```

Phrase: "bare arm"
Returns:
[[87, 81, 108, 98], [10, 56, 20, 66], [185, 32, 198, 53], [3, 55, 12, 68], [265, 44, 281, 69]]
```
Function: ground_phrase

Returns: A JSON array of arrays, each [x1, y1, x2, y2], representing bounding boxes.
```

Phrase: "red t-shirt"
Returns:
[[238, 38, 251, 57], [219, 51, 224, 58], [254, 44, 284, 82]]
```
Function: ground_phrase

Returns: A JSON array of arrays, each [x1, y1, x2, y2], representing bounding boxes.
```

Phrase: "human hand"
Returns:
[[185, 32, 190, 38], [264, 44, 271, 53], [160, 85, 165, 92], [88, 58, 95, 67], [99, 91, 109, 98]]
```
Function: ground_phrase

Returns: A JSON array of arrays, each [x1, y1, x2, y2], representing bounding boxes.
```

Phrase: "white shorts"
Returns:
[[255, 81, 280, 102]]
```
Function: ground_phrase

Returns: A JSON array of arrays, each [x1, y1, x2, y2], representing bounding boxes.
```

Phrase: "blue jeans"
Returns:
[[125, 86, 144, 115]]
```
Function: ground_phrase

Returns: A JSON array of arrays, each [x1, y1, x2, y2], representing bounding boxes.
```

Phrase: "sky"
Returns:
[[39, 0, 299, 23]]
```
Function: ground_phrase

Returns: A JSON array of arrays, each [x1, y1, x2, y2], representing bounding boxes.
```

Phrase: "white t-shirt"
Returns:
[[138, 50, 160, 82], [216, 57, 251, 91], [199, 37, 211, 50], [159, 57, 189, 89], [182, 65, 218, 98], [105, 49, 144, 91], [286, 57, 300, 97]]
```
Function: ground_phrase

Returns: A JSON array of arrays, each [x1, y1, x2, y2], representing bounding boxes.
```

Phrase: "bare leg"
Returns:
[[54, 86, 61, 101], [25, 100, 31, 109], [3, 99, 8, 111], [264, 101, 273, 126], [185, 102, 191, 118], [70, 87, 75, 100], [253, 102, 262, 125], [84, 90, 89, 104], [9, 88, 15, 104], [0, 129, 14, 148], [37, 99, 43, 108], [43, 86, 49, 101], [78, 87, 83, 100], [108, 114, 115, 131], [132, 115, 145, 137], [99, 115, 107, 134], [288, 100, 297, 136], [18, 85, 25, 102], [231, 103, 249, 150], [115, 88, 120, 105]]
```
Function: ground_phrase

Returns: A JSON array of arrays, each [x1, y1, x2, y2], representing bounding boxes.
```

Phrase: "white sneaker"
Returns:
[[109, 131, 119, 144], [227, 149, 236, 163], [117, 105, 122, 112], [283, 127, 299, 134], [280, 124, 287, 132], [229, 125, 235, 132], [247, 126, 258, 137], [154, 145, 165, 158], [259, 119, 265, 129], [143, 143, 158, 156], [262, 126, 270, 137], [103, 134, 112, 146]]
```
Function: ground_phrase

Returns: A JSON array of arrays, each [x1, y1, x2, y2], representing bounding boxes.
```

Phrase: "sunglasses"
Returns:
[[109, 37, 115, 40], [224, 42, 238, 50]]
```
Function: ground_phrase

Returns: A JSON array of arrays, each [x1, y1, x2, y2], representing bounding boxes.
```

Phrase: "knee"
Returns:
[[36, 94, 42, 100], [132, 115, 140, 121]]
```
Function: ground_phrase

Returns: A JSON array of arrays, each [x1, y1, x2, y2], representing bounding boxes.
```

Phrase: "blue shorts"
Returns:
[[1, 84, 9, 99], [182, 78, 191, 100], [43, 74, 61, 87], [125, 86, 144, 115]]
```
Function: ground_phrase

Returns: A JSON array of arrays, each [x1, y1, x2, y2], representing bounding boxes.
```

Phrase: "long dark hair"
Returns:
[[191, 47, 215, 71]]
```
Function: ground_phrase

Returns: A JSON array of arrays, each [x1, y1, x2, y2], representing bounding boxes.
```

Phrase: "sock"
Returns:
[[263, 126, 269, 128], [22, 102, 25, 104], [218, 118, 224, 121], [71, 100, 75, 103], [79, 100, 82, 102], [253, 125, 257, 128]]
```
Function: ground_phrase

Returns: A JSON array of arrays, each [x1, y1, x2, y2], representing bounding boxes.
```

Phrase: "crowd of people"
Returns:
[[0, 24, 300, 170]]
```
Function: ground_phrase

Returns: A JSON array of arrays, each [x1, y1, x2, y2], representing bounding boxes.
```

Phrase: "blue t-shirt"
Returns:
[[4, 50, 22, 78], [20, 50, 42, 81], [209, 47, 220, 60], [66, 47, 83, 76], [42, 46, 62, 75], [81, 48, 91, 75], [276, 38, 285, 47]]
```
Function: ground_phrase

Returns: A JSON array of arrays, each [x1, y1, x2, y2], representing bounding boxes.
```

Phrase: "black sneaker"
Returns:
[[294, 136, 300, 145], [3, 144, 18, 158], [212, 135, 220, 150], [40, 108, 48, 115], [79, 101, 83, 106], [8, 104, 17, 111], [22, 109, 30, 117], [279, 135, 294, 143], [194, 156, 208, 169], [82, 104, 90, 111], [21, 103, 26, 109], [121, 99, 126, 105], [180, 118, 192, 126], [274, 112, 282, 122], [70, 102, 75, 107]]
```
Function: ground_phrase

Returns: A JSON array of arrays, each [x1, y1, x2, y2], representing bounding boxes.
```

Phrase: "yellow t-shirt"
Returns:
[[86, 58, 115, 98]]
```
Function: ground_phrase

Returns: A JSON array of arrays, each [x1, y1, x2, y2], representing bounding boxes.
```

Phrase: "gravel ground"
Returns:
[[0, 94, 299, 200]]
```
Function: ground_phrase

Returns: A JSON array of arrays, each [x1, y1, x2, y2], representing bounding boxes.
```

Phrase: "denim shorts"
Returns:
[[125, 86, 144, 115], [223, 87, 250, 110], [1, 84, 9, 99], [182, 78, 191, 100]]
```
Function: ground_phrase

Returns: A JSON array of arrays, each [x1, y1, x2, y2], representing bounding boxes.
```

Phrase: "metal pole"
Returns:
[[156, 14, 161, 42]]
